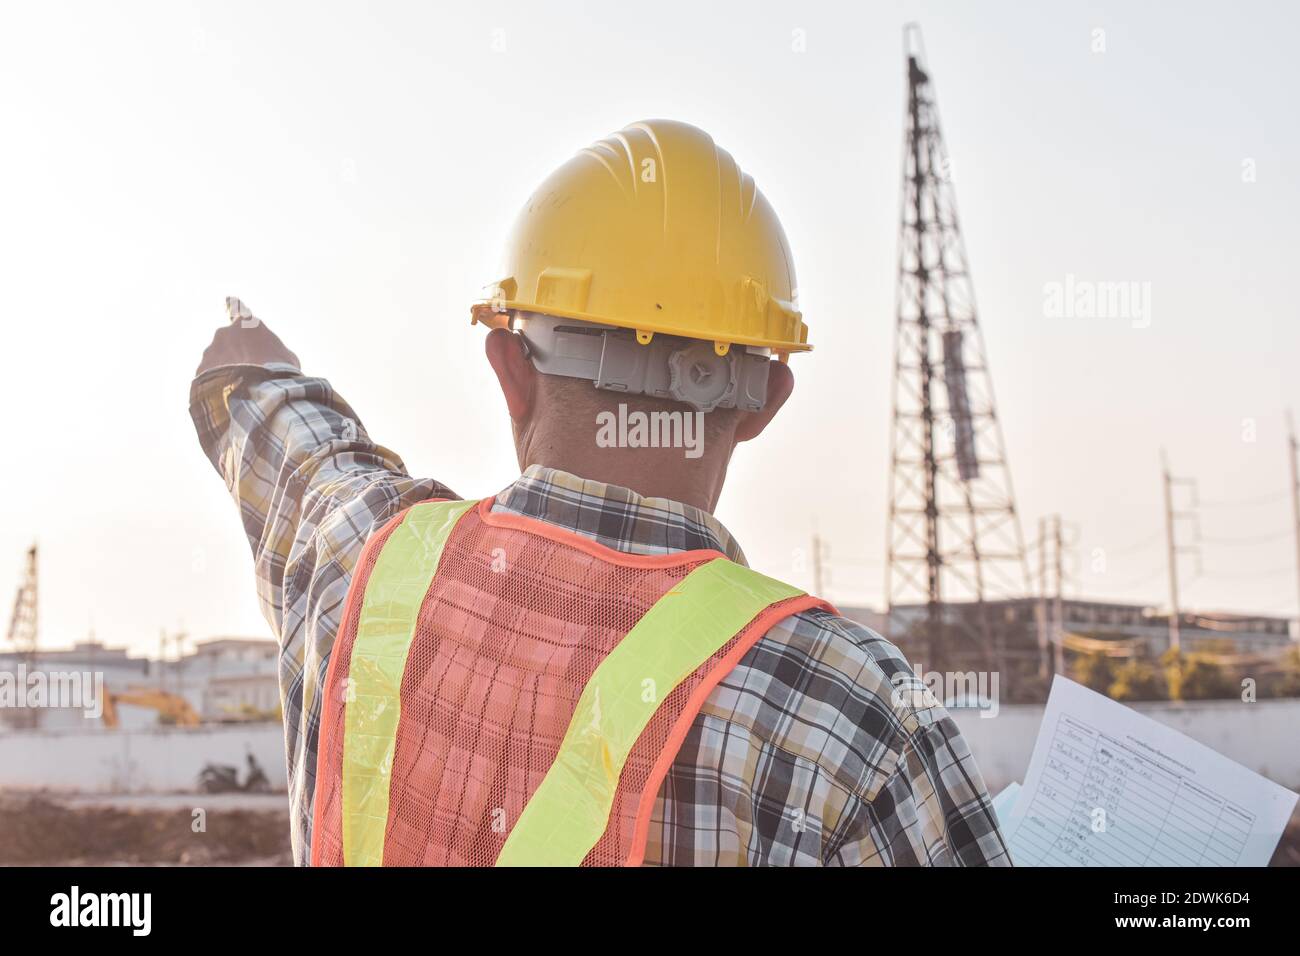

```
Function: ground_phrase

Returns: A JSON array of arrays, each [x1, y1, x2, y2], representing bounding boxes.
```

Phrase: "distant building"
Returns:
[[836, 597, 1296, 688], [166, 637, 280, 722], [0, 635, 280, 732], [0, 640, 150, 731]]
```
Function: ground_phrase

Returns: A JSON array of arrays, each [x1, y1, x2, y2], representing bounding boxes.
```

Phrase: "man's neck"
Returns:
[[496, 464, 748, 566], [520, 449, 725, 513]]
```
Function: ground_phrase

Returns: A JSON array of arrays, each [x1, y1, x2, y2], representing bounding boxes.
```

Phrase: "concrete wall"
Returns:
[[0, 724, 285, 793], [952, 698, 1300, 793], [1, 700, 1297, 798]]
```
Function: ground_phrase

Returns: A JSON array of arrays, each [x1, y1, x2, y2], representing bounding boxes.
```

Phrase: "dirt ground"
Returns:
[[1, 790, 1296, 866], [0, 792, 291, 866]]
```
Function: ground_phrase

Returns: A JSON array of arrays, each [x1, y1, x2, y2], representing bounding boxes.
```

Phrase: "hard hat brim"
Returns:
[[470, 300, 812, 355]]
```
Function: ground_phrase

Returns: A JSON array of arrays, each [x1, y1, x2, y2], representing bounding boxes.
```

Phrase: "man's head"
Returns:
[[485, 323, 793, 512], [474, 120, 811, 512]]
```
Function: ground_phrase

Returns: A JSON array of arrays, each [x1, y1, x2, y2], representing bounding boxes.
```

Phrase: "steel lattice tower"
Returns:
[[885, 27, 1029, 673], [6, 544, 37, 659], [6, 543, 38, 729]]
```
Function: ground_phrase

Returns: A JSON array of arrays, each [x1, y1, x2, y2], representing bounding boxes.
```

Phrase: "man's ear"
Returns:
[[485, 327, 536, 422], [734, 360, 794, 443]]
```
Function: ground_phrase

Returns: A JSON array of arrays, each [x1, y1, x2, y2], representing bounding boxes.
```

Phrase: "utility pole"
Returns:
[[1034, 515, 1066, 681], [1036, 517, 1049, 679], [157, 628, 188, 693], [1288, 411, 1300, 642], [1053, 515, 1066, 676], [1035, 515, 1067, 678], [1160, 451, 1201, 655], [812, 533, 826, 597], [1162, 451, 1182, 654]]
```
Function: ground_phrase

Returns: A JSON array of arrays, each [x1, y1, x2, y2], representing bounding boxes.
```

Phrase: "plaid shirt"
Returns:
[[190, 363, 1010, 867]]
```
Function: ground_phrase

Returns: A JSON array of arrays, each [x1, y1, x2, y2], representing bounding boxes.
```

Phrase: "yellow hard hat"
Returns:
[[472, 119, 810, 357]]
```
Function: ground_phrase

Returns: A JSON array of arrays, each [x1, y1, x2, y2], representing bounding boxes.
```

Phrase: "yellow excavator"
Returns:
[[100, 689, 201, 728]]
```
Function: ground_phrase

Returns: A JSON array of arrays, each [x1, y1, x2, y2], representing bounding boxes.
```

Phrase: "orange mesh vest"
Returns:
[[311, 497, 829, 866]]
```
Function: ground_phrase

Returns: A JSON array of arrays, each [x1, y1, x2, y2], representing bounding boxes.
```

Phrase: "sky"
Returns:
[[1, 0, 1298, 656]]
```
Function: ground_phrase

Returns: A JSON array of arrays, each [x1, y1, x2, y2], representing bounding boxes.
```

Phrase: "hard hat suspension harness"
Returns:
[[514, 312, 772, 413]]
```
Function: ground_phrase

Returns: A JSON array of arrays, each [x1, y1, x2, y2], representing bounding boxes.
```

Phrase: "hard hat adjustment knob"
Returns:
[[668, 341, 737, 413]]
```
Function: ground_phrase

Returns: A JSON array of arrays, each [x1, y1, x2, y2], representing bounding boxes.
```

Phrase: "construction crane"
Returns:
[[101, 688, 201, 729], [6, 543, 37, 657], [6, 544, 39, 729]]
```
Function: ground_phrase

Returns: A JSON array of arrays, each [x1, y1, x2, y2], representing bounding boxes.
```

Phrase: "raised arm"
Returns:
[[194, 297, 302, 375], [190, 297, 456, 640], [189, 299, 456, 858]]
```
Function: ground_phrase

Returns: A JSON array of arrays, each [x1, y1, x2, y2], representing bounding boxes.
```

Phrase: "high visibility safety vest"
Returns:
[[311, 498, 830, 866]]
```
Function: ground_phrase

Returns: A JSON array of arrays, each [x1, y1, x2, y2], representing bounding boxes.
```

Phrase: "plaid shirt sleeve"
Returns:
[[645, 608, 1011, 867], [824, 694, 1009, 866], [189, 361, 455, 861]]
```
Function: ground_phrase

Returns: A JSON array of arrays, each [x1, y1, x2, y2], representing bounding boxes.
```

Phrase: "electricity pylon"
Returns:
[[885, 26, 1029, 673]]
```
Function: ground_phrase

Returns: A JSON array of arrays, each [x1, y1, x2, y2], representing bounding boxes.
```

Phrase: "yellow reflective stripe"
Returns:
[[496, 557, 803, 867], [342, 498, 479, 866]]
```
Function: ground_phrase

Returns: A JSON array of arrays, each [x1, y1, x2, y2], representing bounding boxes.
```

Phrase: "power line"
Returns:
[[1102, 530, 1165, 558], [1100, 566, 1168, 592], [1199, 529, 1292, 546], [1196, 565, 1294, 581], [1199, 489, 1289, 509], [832, 555, 884, 567]]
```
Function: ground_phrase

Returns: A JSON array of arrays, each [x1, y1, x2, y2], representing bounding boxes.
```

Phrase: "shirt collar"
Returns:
[[492, 465, 747, 566]]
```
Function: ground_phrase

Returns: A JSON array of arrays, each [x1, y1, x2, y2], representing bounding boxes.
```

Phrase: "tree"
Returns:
[[1109, 659, 1165, 701], [1073, 651, 1115, 695], [1164, 649, 1235, 700], [1276, 646, 1300, 698]]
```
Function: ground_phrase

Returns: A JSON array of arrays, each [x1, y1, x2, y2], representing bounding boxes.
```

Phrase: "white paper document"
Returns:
[[1000, 677, 1298, 867], [990, 781, 1021, 830]]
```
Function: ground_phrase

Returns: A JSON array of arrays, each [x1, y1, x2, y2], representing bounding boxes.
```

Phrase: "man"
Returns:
[[191, 119, 1009, 866]]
